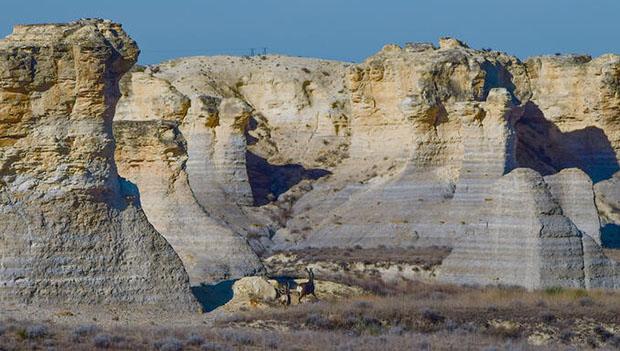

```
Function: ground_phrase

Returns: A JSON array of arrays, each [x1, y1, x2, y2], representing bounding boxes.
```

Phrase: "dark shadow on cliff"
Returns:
[[515, 102, 620, 183], [246, 151, 331, 206], [109, 176, 141, 210], [481, 60, 520, 104], [601, 224, 620, 249], [191, 280, 236, 312], [245, 115, 331, 206]]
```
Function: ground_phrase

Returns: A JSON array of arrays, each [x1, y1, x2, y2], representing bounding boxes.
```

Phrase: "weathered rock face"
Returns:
[[181, 96, 255, 208], [115, 37, 619, 290], [544, 169, 601, 244], [517, 55, 620, 183], [513, 54, 620, 255], [440, 168, 618, 290], [152, 55, 351, 170], [595, 172, 620, 248], [114, 72, 264, 283], [448, 89, 523, 233], [115, 56, 351, 266], [0, 20, 198, 309]]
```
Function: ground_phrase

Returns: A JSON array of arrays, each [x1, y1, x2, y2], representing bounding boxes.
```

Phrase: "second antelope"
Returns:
[[296, 267, 317, 303]]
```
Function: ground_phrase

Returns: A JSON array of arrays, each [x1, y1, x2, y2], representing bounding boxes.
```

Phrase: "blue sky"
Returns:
[[2, 1, 620, 64]]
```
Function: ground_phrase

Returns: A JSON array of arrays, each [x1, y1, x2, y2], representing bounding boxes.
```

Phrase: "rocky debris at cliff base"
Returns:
[[195, 276, 365, 313]]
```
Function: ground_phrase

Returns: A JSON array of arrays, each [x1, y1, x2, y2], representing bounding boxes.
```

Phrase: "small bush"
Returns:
[[305, 313, 331, 329], [26, 324, 48, 339], [72, 324, 99, 339], [155, 337, 184, 351], [594, 325, 613, 341], [112, 335, 126, 344], [559, 329, 574, 342], [201, 341, 231, 351], [544, 286, 564, 295], [487, 325, 521, 339], [540, 311, 556, 323], [219, 329, 256, 346], [93, 334, 112, 349], [186, 334, 205, 346], [350, 316, 382, 334], [444, 319, 459, 332], [421, 308, 445, 324]]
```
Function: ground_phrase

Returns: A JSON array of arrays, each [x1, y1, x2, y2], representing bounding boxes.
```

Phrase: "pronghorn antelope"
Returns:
[[276, 280, 292, 306], [296, 267, 316, 303]]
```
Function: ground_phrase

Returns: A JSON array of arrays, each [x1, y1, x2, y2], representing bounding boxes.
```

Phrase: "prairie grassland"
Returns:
[[2, 282, 617, 350]]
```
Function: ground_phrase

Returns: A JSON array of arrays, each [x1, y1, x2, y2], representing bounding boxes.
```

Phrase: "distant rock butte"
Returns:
[[114, 37, 619, 290], [1, 19, 618, 295], [0, 19, 198, 309]]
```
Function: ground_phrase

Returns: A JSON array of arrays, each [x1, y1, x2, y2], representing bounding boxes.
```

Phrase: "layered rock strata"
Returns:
[[115, 37, 619, 289], [440, 168, 618, 290], [544, 169, 602, 244], [114, 73, 264, 282], [594, 172, 620, 247], [0, 20, 198, 309], [517, 55, 620, 182]]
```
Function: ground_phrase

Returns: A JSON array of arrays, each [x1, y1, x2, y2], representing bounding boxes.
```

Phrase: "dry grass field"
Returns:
[[1, 280, 619, 350]]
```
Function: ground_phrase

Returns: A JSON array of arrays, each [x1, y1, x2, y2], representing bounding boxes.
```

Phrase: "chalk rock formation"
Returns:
[[152, 55, 351, 170], [116, 56, 350, 255], [594, 172, 620, 247], [449, 88, 523, 232], [114, 71, 264, 283], [517, 55, 620, 183], [115, 37, 619, 290], [440, 168, 618, 290], [0, 20, 198, 309], [544, 169, 602, 244], [282, 41, 529, 248], [515, 54, 620, 252], [180, 96, 255, 210]]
